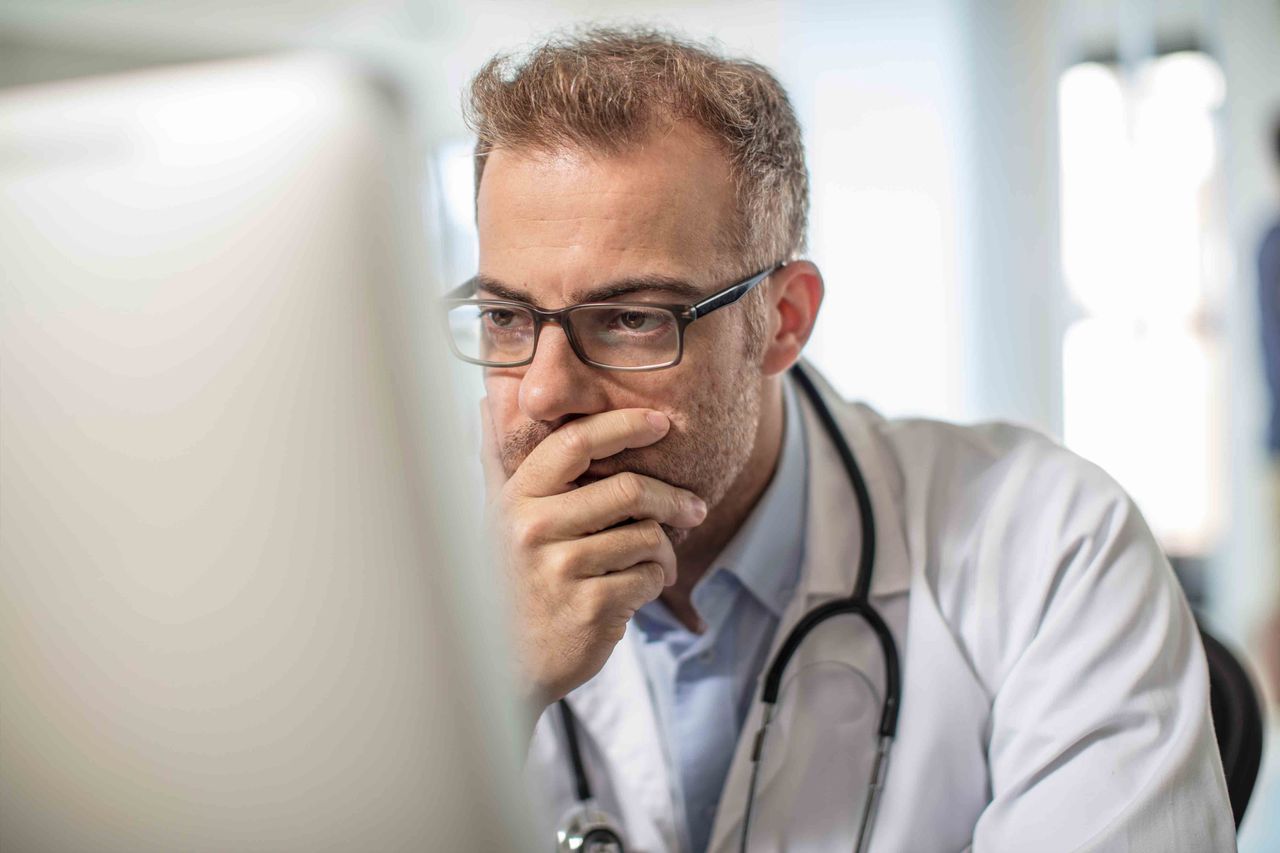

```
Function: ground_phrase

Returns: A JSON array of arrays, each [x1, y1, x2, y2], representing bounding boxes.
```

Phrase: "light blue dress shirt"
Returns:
[[632, 381, 808, 853]]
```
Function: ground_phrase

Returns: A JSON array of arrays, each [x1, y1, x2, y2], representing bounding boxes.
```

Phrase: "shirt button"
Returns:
[[698, 648, 715, 664]]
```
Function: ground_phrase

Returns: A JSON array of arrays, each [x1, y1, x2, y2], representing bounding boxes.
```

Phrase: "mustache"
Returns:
[[500, 420, 557, 477]]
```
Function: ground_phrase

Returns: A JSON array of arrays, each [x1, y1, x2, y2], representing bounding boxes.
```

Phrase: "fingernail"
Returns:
[[646, 411, 669, 431], [687, 497, 708, 522]]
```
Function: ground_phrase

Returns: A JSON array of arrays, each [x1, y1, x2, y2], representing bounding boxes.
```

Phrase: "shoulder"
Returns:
[[856, 408, 1166, 682], [869, 411, 1129, 532], [807, 385, 1150, 607], [842, 403, 1138, 579]]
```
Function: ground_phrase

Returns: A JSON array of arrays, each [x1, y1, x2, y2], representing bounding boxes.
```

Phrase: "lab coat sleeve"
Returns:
[[968, 444, 1236, 852]]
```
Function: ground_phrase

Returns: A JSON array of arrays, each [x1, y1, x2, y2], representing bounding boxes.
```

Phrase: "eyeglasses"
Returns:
[[442, 264, 781, 371]]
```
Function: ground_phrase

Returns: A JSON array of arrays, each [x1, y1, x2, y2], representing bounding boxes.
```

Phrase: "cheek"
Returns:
[[621, 371, 690, 414], [634, 377, 701, 434], [661, 333, 751, 428], [685, 309, 747, 363], [482, 372, 523, 428]]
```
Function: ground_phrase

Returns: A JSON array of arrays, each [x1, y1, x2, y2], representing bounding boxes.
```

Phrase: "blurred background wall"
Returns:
[[2, 0, 1278, 847]]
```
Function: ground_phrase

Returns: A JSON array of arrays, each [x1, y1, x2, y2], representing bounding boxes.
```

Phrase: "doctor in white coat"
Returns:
[[454, 28, 1237, 853]]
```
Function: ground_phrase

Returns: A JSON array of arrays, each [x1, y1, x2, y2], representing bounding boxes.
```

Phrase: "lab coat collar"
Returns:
[[792, 362, 911, 601]]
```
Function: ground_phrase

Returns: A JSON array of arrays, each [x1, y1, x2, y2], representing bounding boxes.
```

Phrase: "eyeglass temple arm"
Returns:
[[688, 265, 780, 320]]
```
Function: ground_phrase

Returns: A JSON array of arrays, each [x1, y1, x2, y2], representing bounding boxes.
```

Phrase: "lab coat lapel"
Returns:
[[564, 624, 680, 852], [708, 367, 911, 852], [789, 365, 911, 601]]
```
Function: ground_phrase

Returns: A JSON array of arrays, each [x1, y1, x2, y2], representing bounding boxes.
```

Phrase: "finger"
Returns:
[[551, 472, 707, 535], [592, 560, 668, 614], [479, 397, 507, 500], [547, 520, 678, 586], [509, 408, 670, 498]]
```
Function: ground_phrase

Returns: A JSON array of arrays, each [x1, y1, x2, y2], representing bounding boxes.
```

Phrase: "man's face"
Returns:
[[475, 124, 767, 530]]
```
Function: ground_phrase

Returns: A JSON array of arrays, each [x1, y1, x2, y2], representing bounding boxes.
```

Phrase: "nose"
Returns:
[[518, 323, 609, 424]]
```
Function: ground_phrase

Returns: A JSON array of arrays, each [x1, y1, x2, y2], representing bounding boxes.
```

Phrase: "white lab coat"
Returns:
[[524, 367, 1236, 852]]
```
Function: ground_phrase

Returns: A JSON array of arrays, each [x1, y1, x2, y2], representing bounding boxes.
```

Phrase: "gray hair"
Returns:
[[464, 26, 810, 275]]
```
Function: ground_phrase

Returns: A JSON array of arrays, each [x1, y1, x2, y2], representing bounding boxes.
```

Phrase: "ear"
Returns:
[[760, 261, 824, 376]]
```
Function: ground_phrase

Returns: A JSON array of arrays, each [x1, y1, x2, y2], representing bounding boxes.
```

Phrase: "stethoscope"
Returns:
[[555, 364, 902, 853]]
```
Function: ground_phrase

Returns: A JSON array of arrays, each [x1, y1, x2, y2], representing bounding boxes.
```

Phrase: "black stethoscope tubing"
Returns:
[[770, 364, 901, 730], [556, 363, 903, 852], [558, 698, 593, 803]]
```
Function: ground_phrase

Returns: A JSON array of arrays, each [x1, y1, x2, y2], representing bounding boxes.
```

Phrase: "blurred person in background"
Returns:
[[449, 28, 1236, 852], [1258, 113, 1280, 709]]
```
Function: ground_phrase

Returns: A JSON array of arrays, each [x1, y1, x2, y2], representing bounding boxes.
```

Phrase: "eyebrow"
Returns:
[[469, 272, 704, 307]]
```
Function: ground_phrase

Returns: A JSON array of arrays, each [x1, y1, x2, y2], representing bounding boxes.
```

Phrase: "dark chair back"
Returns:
[[1199, 626, 1264, 827]]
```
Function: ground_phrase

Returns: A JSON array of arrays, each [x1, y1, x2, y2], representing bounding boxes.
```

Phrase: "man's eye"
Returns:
[[608, 309, 668, 333], [483, 309, 520, 328]]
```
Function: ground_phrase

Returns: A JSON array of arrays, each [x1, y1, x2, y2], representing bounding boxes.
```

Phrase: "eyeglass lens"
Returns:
[[447, 303, 681, 368]]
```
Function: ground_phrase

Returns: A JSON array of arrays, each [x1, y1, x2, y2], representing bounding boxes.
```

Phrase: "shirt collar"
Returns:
[[696, 378, 808, 620]]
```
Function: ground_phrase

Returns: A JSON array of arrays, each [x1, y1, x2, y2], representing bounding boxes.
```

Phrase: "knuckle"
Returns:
[[625, 563, 663, 603], [636, 519, 665, 551], [511, 513, 548, 549], [558, 426, 591, 461], [613, 472, 644, 505], [580, 586, 611, 624], [644, 561, 666, 593], [543, 547, 576, 580], [600, 619, 627, 646]]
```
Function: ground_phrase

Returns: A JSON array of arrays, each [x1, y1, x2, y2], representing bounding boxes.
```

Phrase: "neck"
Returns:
[[662, 377, 786, 631]]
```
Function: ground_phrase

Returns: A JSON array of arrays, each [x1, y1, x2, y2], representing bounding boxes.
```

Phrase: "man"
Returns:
[[449, 28, 1235, 852]]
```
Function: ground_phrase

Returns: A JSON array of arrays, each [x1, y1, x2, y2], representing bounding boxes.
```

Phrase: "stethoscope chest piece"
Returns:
[[556, 800, 627, 853]]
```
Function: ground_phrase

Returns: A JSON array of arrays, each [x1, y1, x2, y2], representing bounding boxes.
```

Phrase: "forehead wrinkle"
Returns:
[[503, 186, 698, 231], [501, 216, 666, 233], [495, 238, 678, 253], [491, 215, 718, 258], [474, 271, 705, 309], [478, 127, 741, 296], [505, 195, 686, 222]]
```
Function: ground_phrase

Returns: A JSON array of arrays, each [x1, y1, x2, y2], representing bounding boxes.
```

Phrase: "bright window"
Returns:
[[1059, 52, 1228, 555]]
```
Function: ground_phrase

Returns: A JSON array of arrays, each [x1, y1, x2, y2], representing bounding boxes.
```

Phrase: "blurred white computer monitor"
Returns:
[[0, 56, 528, 852]]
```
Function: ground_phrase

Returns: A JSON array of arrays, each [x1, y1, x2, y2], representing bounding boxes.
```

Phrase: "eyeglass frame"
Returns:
[[442, 263, 784, 372]]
